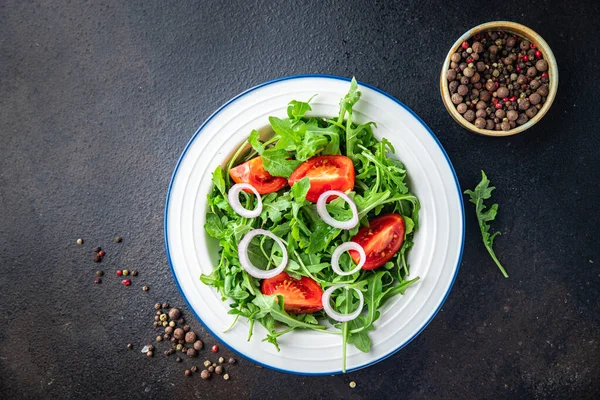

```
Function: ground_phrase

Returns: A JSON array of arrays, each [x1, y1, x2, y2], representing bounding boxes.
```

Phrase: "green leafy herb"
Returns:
[[261, 148, 302, 178], [464, 171, 509, 278]]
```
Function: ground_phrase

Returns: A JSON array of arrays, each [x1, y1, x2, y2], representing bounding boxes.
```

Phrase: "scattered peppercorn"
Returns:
[[223, 373, 230, 381], [211, 345, 219, 353], [204, 360, 211, 367], [95, 270, 103, 277], [121, 279, 131, 286], [185, 369, 191, 376], [173, 328, 185, 340], [215, 366, 223, 375], [187, 348, 197, 358], [114, 236, 122, 243], [131, 269, 138, 276], [194, 340, 204, 351], [228, 358, 236, 365], [218, 357, 224, 364], [201, 370, 210, 380], [122, 269, 129, 276], [127, 344, 133, 350], [208, 366, 215, 373], [116, 270, 123, 276], [77, 238, 83, 245], [147, 351, 153, 357], [160, 314, 168, 322], [185, 332, 197, 344], [142, 286, 149, 292], [94, 254, 102, 263], [169, 321, 176, 328], [156, 336, 162, 342], [168, 308, 181, 321], [176, 357, 182, 363], [154, 303, 161, 310], [183, 325, 190, 332], [94, 278, 102, 284], [162, 321, 168, 327], [98, 250, 105, 257], [162, 303, 170, 309], [349, 381, 357, 389]]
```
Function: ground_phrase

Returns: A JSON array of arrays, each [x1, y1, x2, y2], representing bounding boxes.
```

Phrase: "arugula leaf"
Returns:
[[211, 166, 226, 195], [291, 177, 310, 203], [308, 220, 341, 253], [295, 130, 328, 161], [269, 116, 304, 150], [464, 171, 508, 278], [261, 148, 302, 178], [204, 213, 226, 238], [260, 194, 292, 224], [346, 317, 373, 352], [287, 96, 315, 120], [248, 129, 265, 155]]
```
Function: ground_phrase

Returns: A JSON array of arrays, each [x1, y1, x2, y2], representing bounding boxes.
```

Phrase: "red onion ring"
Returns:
[[228, 183, 262, 218], [316, 190, 358, 230], [322, 284, 364, 322], [331, 242, 365, 276], [238, 229, 288, 279]]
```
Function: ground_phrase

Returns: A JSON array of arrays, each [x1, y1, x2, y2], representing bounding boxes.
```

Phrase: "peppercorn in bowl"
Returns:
[[440, 21, 558, 136]]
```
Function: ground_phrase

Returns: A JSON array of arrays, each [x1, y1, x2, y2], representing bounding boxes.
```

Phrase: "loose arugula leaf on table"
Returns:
[[464, 170, 509, 278]]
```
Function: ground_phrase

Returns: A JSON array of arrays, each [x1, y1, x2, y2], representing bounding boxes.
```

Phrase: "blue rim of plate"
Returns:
[[164, 74, 465, 376]]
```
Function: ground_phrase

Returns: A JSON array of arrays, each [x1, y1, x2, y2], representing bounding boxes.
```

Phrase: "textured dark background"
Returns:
[[1, 0, 599, 399]]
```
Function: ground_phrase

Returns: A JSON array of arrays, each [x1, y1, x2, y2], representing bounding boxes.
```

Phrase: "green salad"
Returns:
[[203, 78, 421, 371]]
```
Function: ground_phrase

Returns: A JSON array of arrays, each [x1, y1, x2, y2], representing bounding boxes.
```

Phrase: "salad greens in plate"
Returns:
[[203, 78, 421, 371]]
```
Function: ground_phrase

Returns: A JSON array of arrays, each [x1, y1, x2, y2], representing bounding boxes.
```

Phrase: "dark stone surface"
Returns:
[[1, 0, 599, 398]]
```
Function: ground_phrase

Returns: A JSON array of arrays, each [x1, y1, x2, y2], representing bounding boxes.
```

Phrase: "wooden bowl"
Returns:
[[440, 21, 558, 137]]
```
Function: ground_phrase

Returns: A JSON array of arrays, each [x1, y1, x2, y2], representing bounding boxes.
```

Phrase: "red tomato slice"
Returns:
[[350, 213, 405, 270], [288, 155, 355, 203], [229, 156, 287, 194], [261, 272, 324, 314]]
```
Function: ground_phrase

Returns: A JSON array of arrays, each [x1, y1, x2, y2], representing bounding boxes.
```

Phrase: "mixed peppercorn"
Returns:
[[78, 237, 239, 382], [446, 30, 550, 131], [145, 303, 236, 381]]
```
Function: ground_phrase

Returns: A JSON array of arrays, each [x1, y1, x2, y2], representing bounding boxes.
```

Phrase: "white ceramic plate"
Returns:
[[165, 75, 464, 375]]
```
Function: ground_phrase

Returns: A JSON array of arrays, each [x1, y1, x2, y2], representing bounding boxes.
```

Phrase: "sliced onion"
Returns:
[[316, 190, 358, 230], [238, 229, 288, 279], [331, 242, 366, 276], [322, 284, 364, 322], [228, 183, 262, 218]]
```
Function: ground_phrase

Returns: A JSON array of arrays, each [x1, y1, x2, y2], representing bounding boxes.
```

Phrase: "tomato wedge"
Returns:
[[261, 272, 324, 313], [288, 155, 355, 202], [229, 156, 287, 194], [349, 213, 405, 270]]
